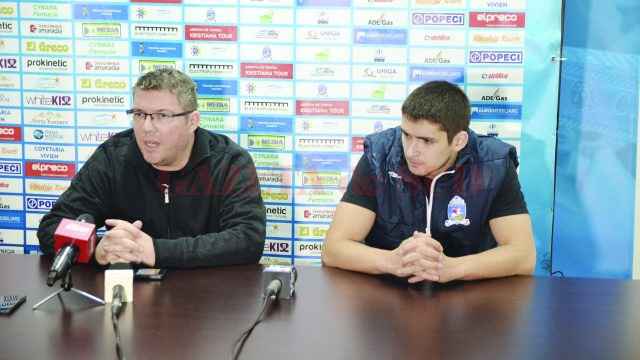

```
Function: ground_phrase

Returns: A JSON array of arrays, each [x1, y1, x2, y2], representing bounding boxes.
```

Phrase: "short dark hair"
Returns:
[[401, 81, 470, 144], [133, 69, 198, 112]]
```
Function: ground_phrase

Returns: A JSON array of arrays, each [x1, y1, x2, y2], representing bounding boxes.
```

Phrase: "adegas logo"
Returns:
[[26, 196, 57, 211]]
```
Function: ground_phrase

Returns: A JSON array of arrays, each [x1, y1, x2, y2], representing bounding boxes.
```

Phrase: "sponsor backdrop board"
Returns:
[[0, 0, 560, 274]]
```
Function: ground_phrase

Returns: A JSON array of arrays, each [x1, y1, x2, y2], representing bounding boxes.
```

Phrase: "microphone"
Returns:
[[104, 263, 134, 317], [47, 214, 97, 286], [262, 265, 297, 299]]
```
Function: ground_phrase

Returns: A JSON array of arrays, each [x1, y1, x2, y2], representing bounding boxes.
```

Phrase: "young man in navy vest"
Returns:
[[322, 81, 535, 283]]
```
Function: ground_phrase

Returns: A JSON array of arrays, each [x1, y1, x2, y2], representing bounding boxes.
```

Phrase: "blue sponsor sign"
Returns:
[[412, 13, 465, 26], [195, 80, 238, 96], [26, 196, 57, 211], [131, 42, 182, 58], [240, 116, 293, 132], [295, 153, 349, 171], [469, 51, 523, 64], [471, 104, 522, 120], [0, 211, 24, 229], [0, 162, 21, 175], [353, 29, 407, 45], [409, 66, 465, 83], [297, 0, 351, 6], [73, 4, 128, 21]]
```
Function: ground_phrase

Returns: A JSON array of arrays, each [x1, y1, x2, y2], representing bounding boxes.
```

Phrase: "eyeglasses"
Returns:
[[126, 109, 194, 126]]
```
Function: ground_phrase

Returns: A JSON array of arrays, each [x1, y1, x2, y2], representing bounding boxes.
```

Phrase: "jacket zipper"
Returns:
[[162, 183, 170, 238]]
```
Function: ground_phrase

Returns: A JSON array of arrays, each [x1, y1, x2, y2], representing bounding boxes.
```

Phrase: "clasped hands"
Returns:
[[95, 219, 155, 266], [390, 231, 450, 283]]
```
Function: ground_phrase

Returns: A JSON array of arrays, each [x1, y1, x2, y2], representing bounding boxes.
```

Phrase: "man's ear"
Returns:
[[190, 111, 201, 131], [452, 131, 468, 151]]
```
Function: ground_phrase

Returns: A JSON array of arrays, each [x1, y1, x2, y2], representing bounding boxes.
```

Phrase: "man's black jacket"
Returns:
[[37, 127, 266, 268]]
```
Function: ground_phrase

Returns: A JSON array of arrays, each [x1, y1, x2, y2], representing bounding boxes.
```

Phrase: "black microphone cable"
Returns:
[[111, 284, 127, 360], [228, 279, 282, 360]]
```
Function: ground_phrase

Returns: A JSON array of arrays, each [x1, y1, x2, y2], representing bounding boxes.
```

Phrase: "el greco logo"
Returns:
[[26, 196, 56, 211], [26, 41, 70, 54], [412, 13, 465, 26], [0, 7, 15, 15]]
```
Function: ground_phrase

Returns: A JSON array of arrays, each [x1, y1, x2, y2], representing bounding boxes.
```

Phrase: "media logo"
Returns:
[[469, 50, 523, 64], [198, 98, 231, 112], [247, 135, 287, 150], [139, 60, 176, 74], [301, 172, 341, 186], [81, 23, 121, 37]]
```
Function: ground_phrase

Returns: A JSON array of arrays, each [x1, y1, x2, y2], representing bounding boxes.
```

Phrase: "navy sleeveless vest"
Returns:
[[363, 126, 517, 257]]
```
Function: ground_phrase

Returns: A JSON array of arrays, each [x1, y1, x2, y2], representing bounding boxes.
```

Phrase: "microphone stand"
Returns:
[[33, 269, 105, 310]]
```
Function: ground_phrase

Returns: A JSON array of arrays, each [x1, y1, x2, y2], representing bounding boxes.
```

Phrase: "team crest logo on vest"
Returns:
[[445, 195, 470, 227]]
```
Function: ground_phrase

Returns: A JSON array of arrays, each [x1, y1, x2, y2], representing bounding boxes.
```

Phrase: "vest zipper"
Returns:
[[162, 183, 170, 238]]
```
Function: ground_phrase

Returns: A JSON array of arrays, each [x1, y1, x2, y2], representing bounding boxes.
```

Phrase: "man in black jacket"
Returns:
[[37, 69, 266, 268]]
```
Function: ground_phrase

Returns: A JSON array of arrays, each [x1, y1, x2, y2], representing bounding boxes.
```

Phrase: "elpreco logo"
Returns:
[[26, 161, 75, 178]]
